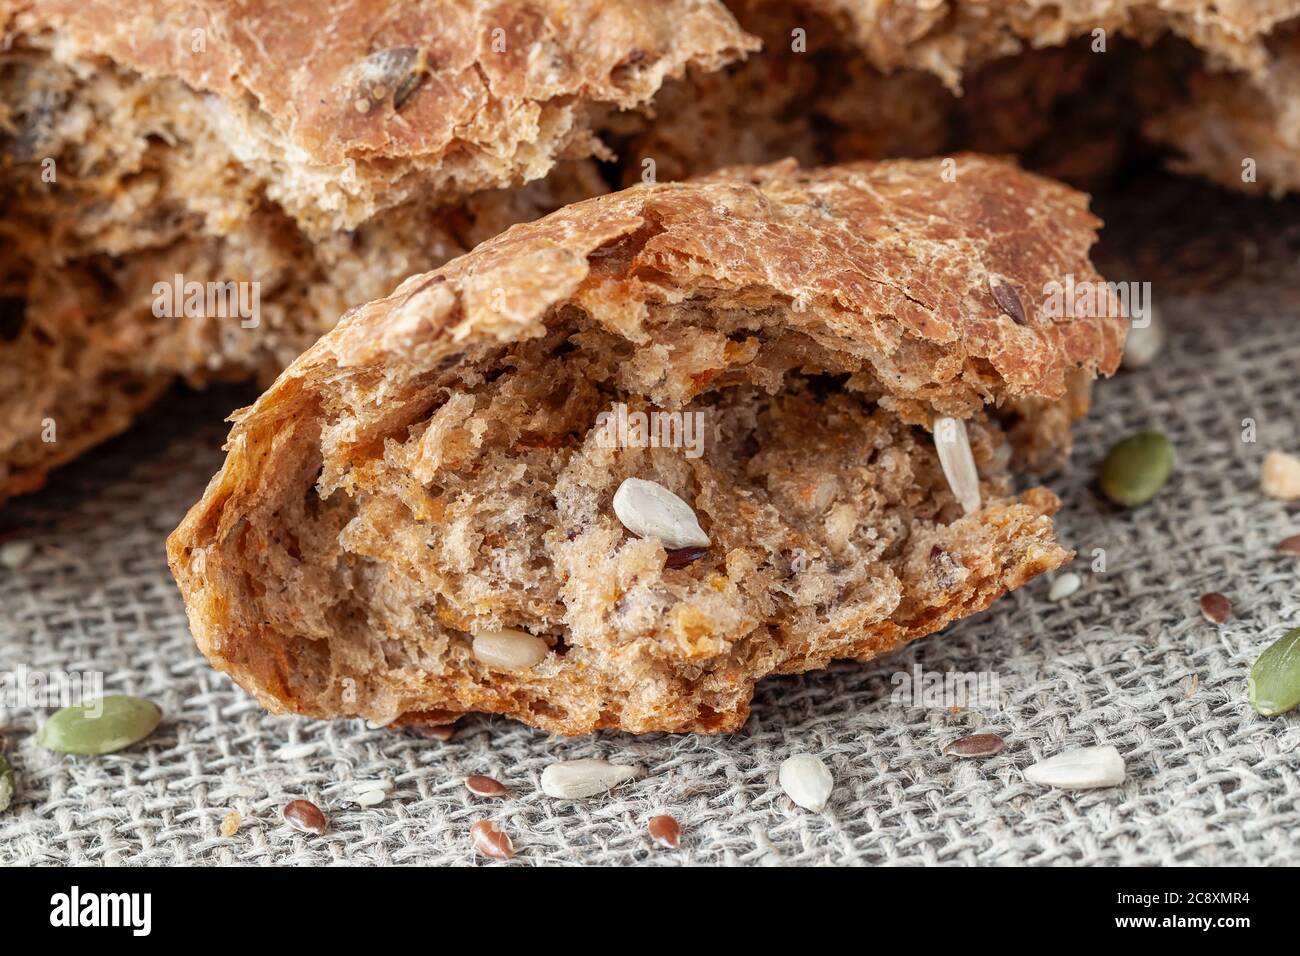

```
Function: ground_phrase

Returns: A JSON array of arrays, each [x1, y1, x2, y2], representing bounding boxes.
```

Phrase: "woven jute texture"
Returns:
[[1, 176, 1298, 866]]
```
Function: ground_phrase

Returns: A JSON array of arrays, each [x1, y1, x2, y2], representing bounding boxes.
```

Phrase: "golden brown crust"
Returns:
[[323, 154, 1124, 412], [6, 0, 756, 228], [0, 0, 756, 504], [168, 157, 1120, 735]]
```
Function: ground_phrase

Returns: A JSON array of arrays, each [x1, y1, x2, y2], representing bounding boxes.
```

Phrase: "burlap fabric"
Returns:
[[1, 176, 1298, 866]]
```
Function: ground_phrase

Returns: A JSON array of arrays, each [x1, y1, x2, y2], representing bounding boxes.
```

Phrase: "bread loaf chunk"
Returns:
[[0, 0, 756, 503], [618, 0, 1300, 196], [168, 156, 1125, 735]]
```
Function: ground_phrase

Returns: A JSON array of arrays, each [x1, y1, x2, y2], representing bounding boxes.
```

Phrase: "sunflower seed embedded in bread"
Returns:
[[470, 820, 514, 860], [933, 417, 981, 515], [466, 775, 509, 797], [1261, 450, 1300, 501], [1023, 745, 1125, 790], [612, 477, 710, 549], [648, 814, 681, 848], [472, 628, 549, 671], [778, 753, 833, 812], [540, 758, 640, 799], [283, 799, 328, 834]]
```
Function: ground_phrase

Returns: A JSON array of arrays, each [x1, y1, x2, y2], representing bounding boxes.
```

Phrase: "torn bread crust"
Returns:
[[4, 0, 757, 235], [168, 156, 1125, 735], [0, 0, 755, 504]]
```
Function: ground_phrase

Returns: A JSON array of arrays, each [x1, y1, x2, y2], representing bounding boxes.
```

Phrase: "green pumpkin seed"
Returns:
[[0, 754, 13, 812], [1099, 432, 1174, 507], [1248, 627, 1300, 717], [35, 695, 161, 755]]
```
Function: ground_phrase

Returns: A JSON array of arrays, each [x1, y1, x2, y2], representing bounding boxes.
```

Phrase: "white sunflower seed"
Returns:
[[1023, 745, 1125, 790], [351, 779, 392, 795], [276, 742, 319, 760], [778, 753, 833, 812], [612, 477, 710, 549], [471, 628, 549, 671], [1261, 450, 1300, 501], [355, 789, 386, 807], [0, 540, 33, 570], [1121, 309, 1163, 369], [540, 758, 640, 799], [1049, 572, 1081, 601], [933, 417, 981, 515]]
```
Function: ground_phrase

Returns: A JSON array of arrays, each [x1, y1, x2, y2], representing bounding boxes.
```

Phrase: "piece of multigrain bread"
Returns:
[[618, 0, 1300, 196], [168, 156, 1126, 735], [0, 0, 756, 504]]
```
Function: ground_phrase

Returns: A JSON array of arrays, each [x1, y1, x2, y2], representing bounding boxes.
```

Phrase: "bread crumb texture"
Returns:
[[0, 0, 754, 503], [168, 157, 1123, 734]]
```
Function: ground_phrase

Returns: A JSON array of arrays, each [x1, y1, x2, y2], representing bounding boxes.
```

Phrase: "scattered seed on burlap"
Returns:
[[470, 820, 514, 860], [1199, 592, 1232, 625], [1261, 450, 1300, 501], [1099, 432, 1174, 508], [0, 754, 14, 813], [221, 811, 241, 837], [1023, 745, 1126, 790], [1184, 674, 1200, 699], [1248, 627, 1300, 717], [944, 733, 1005, 758], [1121, 312, 1163, 369], [276, 741, 318, 760], [0, 540, 32, 570], [1048, 573, 1080, 601], [466, 775, 509, 797], [34, 695, 161, 755], [648, 815, 681, 849], [778, 754, 833, 812], [1278, 535, 1300, 556], [283, 799, 328, 835], [540, 758, 640, 799]]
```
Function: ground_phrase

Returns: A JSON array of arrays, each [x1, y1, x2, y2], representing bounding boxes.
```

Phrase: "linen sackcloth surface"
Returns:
[[1, 174, 1298, 866]]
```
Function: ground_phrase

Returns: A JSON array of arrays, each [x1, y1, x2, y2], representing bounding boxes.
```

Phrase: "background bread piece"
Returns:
[[8, 0, 756, 233], [168, 156, 1125, 735], [0, 0, 757, 504], [616, 1, 1300, 196]]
